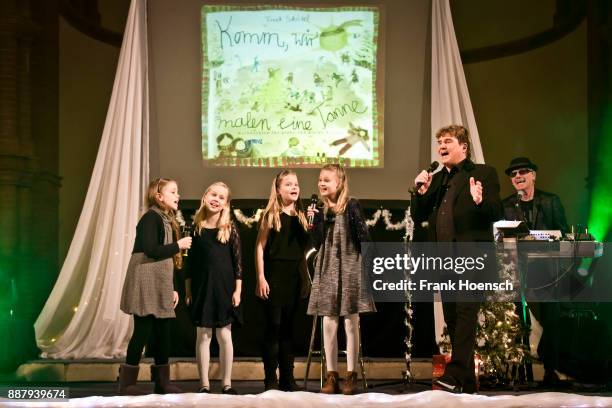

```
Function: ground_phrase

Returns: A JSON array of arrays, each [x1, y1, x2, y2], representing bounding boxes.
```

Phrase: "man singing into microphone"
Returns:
[[502, 157, 568, 388], [411, 125, 502, 393]]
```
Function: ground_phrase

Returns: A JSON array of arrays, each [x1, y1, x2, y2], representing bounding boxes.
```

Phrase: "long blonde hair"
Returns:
[[260, 170, 308, 232], [146, 178, 183, 269], [320, 164, 349, 214], [193, 182, 233, 243]]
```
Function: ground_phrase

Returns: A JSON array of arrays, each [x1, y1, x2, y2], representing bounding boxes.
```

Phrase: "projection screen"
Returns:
[[201, 5, 384, 167]]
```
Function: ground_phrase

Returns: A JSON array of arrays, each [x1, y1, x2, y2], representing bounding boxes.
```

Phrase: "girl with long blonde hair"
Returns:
[[185, 181, 243, 394], [119, 178, 191, 395], [306, 164, 376, 395], [255, 170, 310, 391]]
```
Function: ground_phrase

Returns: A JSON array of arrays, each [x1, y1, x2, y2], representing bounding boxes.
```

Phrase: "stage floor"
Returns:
[[0, 381, 611, 408], [2, 379, 612, 397], [3, 358, 612, 407]]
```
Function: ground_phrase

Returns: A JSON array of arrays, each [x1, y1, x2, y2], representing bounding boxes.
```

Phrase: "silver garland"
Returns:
[[401, 223, 415, 384], [187, 207, 414, 231]]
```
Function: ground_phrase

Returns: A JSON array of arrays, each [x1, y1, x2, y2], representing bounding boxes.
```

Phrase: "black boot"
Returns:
[[117, 364, 147, 395], [264, 375, 279, 391], [279, 373, 302, 392], [262, 348, 279, 391], [279, 355, 302, 392], [542, 369, 566, 389], [151, 364, 182, 394]]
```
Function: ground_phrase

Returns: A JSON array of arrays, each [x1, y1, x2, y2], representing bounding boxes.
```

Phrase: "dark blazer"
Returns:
[[411, 160, 503, 242], [502, 189, 568, 233]]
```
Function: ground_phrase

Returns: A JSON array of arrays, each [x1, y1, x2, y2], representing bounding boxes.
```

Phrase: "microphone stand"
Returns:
[[367, 194, 431, 392], [515, 191, 525, 223], [513, 190, 535, 385]]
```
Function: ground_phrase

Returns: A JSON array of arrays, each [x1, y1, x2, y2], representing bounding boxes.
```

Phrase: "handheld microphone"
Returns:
[[307, 194, 318, 228], [415, 161, 439, 190], [517, 190, 525, 201]]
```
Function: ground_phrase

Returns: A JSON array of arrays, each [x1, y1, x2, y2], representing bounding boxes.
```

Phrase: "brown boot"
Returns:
[[320, 371, 340, 394], [342, 371, 358, 395], [117, 364, 147, 395], [151, 364, 182, 394]]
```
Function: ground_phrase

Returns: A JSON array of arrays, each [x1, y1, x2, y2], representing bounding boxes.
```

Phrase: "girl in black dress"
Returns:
[[185, 182, 242, 394], [255, 170, 310, 391]]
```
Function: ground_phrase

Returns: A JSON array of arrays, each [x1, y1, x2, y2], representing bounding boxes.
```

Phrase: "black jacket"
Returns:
[[502, 189, 568, 233], [310, 197, 370, 252], [411, 160, 503, 242]]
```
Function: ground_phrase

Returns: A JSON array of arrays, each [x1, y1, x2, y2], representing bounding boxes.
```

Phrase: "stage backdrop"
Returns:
[[147, 0, 429, 200]]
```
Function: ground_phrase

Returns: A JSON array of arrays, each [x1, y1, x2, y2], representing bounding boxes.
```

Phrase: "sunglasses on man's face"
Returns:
[[510, 168, 532, 178]]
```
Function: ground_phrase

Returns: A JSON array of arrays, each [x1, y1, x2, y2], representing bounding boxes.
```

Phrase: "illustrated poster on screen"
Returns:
[[201, 5, 383, 167]]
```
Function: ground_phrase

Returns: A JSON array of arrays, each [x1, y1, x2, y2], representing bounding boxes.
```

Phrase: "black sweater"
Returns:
[[132, 209, 180, 260]]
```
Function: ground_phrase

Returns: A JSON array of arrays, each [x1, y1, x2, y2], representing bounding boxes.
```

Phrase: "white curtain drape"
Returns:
[[430, 0, 484, 346], [34, 0, 149, 358], [431, 0, 483, 164]]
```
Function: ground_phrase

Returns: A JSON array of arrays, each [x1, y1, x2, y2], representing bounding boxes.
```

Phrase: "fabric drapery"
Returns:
[[430, 0, 485, 346], [34, 0, 149, 358], [431, 0, 484, 164]]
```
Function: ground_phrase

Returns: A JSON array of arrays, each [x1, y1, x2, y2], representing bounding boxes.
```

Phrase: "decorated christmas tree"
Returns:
[[439, 251, 529, 387], [476, 301, 529, 385]]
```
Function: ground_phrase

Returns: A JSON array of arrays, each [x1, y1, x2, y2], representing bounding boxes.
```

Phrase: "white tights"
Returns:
[[322, 314, 360, 372], [195, 324, 233, 389]]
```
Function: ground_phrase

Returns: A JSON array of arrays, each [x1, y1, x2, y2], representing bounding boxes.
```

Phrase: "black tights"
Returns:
[[125, 315, 171, 366], [262, 300, 298, 379]]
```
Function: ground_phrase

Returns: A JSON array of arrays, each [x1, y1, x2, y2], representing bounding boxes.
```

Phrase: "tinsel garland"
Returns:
[[179, 207, 414, 233], [233, 208, 264, 227], [233, 207, 414, 233], [176, 210, 186, 226]]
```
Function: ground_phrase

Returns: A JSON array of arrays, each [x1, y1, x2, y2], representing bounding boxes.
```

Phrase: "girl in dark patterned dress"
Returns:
[[255, 170, 310, 391], [119, 178, 192, 395], [306, 164, 376, 395], [185, 182, 242, 395]]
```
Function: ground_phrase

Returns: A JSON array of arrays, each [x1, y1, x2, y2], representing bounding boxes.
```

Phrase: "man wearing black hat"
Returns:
[[502, 157, 568, 233], [502, 157, 568, 388]]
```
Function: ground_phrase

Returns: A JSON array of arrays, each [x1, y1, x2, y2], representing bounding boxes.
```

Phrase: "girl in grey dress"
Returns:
[[306, 164, 376, 395], [118, 178, 192, 395]]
